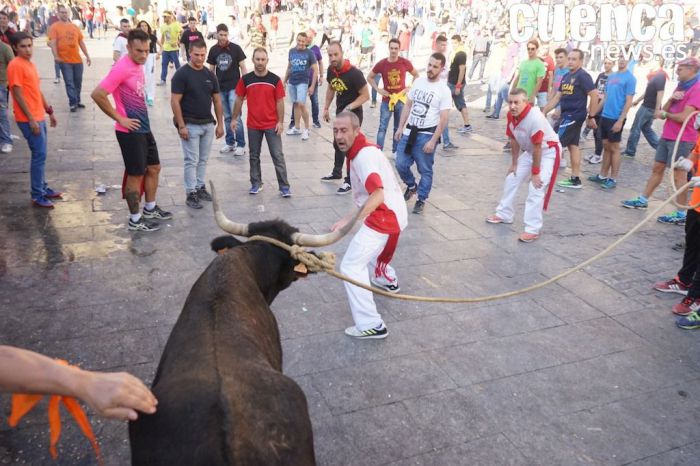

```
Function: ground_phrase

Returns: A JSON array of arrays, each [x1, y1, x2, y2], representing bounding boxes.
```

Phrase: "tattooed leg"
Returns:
[[124, 175, 143, 214]]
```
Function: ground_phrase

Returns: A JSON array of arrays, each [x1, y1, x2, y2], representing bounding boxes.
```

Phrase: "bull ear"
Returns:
[[291, 205, 364, 247], [211, 181, 250, 237], [211, 235, 243, 253]]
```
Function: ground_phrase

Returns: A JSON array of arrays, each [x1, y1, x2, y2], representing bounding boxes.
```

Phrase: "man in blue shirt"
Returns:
[[284, 32, 318, 141], [589, 56, 636, 190], [542, 49, 597, 189]]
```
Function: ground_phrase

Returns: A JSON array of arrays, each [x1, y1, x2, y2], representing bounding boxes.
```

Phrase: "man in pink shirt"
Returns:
[[91, 29, 172, 232]]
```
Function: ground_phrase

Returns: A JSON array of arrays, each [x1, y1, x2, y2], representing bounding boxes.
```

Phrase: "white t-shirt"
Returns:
[[113, 35, 128, 59], [404, 76, 452, 134], [506, 106, 560, 156]]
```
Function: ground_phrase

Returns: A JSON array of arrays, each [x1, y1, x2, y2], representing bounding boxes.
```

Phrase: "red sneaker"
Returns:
[[653, 277, 689, 296], [672, 297, 700, 316]]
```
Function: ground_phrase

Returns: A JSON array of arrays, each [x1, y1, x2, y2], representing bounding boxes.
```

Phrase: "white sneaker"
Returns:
[[233, 146, 245, 156], [286, 127, 301, 135], [389, 151, 397, 160], [219, 145, 235, 153], [53, 77, 60, 84], [0, 143, 12, 153], [588, 154, 602, 164], [559, 157, 568, 169], [10, 134, 19, 140], [344, 323, 388, 339], [301, 129, 309, 141]]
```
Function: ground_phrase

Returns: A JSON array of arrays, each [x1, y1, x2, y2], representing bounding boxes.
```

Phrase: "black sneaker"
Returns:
[[196, 186, 212, 201], [76, 103, 86, 109], [142, 205, 173, 220], [321, 173, 342, 182], [370, 278, 400, 293], [186, 192, 202, 209], [404, 184, 417, 201], [413, 199, 425, 214], [128, 217, 160, 232], [70, 106, 77, 112], [336, 182, 352, 195]]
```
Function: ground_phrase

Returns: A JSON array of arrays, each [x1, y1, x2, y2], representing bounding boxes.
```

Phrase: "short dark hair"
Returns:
[[216, 23, 228, 33], [120, 18, 130, 25], [252, 47, 268, 58], [0, 11, 8, 18], [297, 32, 307, 39], [10, 31, 31, 46], [450, 34, 461, 42], [430, 52, 446, 67], [554, 47, 567, 56], [127, 28, 149, 44], [571, 48, 585, 60], [388, 38, 400, 47], [509, 88, 528, 98], [188, 16, 196, 22], [189, 39, 207, 50], [435, 35, 447, 43]]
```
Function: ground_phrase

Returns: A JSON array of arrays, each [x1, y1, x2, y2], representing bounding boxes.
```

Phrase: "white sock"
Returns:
[[130, 213, 141, 222], [144, 201, 156, 210]]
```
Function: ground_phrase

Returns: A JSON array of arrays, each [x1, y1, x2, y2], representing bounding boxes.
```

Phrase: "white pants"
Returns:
[[144, 53, 156, 101], [340, 224, 398, 331], [495, 148, 557, 234]]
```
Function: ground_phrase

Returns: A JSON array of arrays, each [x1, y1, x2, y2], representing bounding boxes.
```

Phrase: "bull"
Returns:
[[129, 182, 361, 465]]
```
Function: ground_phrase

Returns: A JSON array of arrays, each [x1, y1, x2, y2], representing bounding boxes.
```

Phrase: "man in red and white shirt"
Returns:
[[486, 88, 561, 242], [331, 111, 408, 339]]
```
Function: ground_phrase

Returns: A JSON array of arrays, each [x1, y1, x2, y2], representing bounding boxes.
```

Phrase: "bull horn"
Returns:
[[291, 207, 363, 247], [210, 181, 250, 237]]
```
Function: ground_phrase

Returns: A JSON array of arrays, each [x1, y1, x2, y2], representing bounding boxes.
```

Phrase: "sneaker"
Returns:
[[76, 103, 86, 109], [557, 177, 582, 189], [70, 105, 78, 112], [483, 107, 491, 113], [672, 297, 700, 316], [186, 192, 203, 209], [32, 197, 54, 208], [301, 129, 309, 141], [518, 232, 539, 242], [44, 188, 63, 199], [280, 186, 292, 198], [456, 125, 473, 134], [600, 178, 617, 189], [143, 205, 173, 219], [156, 80, 166, 86], [588, 174, 606, 183], [676, 311, 700, 329], [653, 277, 690, 295], [658, 211, 686, 225], [588, 154, 602, 164], [485, 114, 499, 119], [53, 77, 60, 84], [146, 97, 154, 106], [219, 145, 235, 153], [286, 127, 302, 135], [344, 323, 388, 339], [443, 142, 459, 151], [128, 216, 160, 232], [486, 214, 512, 224], [403, 184, 417, 201], [370, 278, 400, 293], [321, 173, 342, 182], [196, 186, 212, 202], [313, 121, 322, 129], [622, 152, 635, 159], [388, 151, 397, 160], [233, 146, 245, 156], [370, 101, 377, 109], [621, 197, 648, 209], [336, 182, 352, 195], [503, 143, 511, 152], [413, 199, 425, 214], [249, 184, 264, 195], [0, 143, 11, 153], [559, 157, 568, 169]]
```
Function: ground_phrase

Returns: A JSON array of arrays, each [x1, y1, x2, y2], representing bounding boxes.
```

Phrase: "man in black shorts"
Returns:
[[542, 49, 597, 189], [92, 28, 172, 232]]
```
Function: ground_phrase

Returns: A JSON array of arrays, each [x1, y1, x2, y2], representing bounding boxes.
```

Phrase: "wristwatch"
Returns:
[[587, 114, 596, 119]]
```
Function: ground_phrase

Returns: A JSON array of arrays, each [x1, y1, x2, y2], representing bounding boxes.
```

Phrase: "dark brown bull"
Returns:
[[129, 182, 360, 465]]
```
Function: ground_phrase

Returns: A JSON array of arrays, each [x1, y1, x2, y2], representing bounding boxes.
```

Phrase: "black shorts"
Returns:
[[557, 117, 584, 147], [599, 117, 626, 143], [116, 131, 160, 176]]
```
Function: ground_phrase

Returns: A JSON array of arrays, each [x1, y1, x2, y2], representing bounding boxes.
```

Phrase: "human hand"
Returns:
[[275, 122, 284, 136], [230, 119, 238, 133], [29, 120, 40, 135], [586, 118, 597, 130], [77, 370, 157, 421], [330, 216, 350, 232], [507, 164, 516, 175], [423, 138, 436, 154], [118, 117, 141, 131], [49, 114, 57, 128], [323, 108, 330, 122], [379, 89, 390, 97], [612, 120, 623, 133], [531, 173, 543, 189], [308, 86, 314, 96], [86, 57, 92, 66], [394, 129, 403, 142], [215, 124, 224, 139], [178, 126, 189, 140]]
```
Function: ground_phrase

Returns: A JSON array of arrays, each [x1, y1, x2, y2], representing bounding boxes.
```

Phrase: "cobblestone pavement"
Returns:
[[1, 29, 700, 466]]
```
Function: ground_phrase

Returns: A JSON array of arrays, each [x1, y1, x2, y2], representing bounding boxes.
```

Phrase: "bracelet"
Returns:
[[531, 167, 541, 175], [45, 106, 54, 115], [587, 115, 596, 119]]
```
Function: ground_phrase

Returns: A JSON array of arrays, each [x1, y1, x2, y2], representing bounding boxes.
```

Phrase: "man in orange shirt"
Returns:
[[7, 32, 59, 208], [48, 4, 91, 112]]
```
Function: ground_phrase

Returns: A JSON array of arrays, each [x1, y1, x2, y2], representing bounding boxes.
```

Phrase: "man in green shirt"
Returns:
[[511, 39, 545, 104], [158, 10, 182, 85]]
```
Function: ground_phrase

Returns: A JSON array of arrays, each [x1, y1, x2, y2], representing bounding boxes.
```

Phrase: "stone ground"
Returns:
[[1, 23, 700, 466]]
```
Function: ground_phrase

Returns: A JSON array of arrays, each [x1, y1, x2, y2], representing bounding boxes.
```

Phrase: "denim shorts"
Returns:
[[654, 138, 696, 167], [536, 91, 548, 108], [288, 82, 309, 104], [447, 82, 465, 110]]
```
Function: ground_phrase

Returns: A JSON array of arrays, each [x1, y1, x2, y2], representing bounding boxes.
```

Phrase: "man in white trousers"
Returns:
[[486, 88, 561, 242], [331, 111, 408, 339]]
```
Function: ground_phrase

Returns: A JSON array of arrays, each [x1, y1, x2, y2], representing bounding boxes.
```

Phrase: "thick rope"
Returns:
[[246, 181, 692, 302], [667, 110, 700, 210]]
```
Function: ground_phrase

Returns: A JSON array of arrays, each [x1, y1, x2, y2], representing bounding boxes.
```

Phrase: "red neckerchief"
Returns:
[[117, 32, 128, 39], [507, 103, 532, 128], [346, 131, 378, 174], [331, 59, 353, 79]]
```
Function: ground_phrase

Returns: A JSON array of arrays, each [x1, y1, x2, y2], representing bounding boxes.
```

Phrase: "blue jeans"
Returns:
[[376, 100, 403, 153], [17, 121, 49, 200], [441, 126, 451, 147], [221, 89, 245, 148], [624, 105, 659, 156], [58, 62, 83, 107], [371, 73, 381, 103], [491, 83, 510, 118], [160, 50, 180, 82], [0, 87, 12, 144], [396, 132, 436, 201], [181, 123, 215, 193]]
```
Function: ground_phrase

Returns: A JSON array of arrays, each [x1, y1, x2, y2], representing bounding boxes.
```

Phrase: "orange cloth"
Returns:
[[7, 57, 44, 123], [689, 133, 700, 212], [7, 360, 102, 464], [48, 21, 83, 63]]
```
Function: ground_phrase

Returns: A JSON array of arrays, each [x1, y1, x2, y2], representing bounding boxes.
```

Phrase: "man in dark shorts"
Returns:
[[322, 41, 369, 195], [92, 28, 172, 232], [542, 49, 597, 189]]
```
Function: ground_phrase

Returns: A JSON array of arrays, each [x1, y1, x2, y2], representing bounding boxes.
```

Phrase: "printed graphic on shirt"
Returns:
[[408, 88, 435, 127], [329, 77, 349, 94], [216, 52, 232, 72]]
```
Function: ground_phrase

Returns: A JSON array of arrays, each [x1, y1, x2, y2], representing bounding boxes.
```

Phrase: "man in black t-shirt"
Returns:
[[321, 41, 369, 195], [447, 35, 472, 133], [207, 23, 247, 156], [179, 17, 204, 61], [623, 61, 666, 158], [172, 40, 224, 209]]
